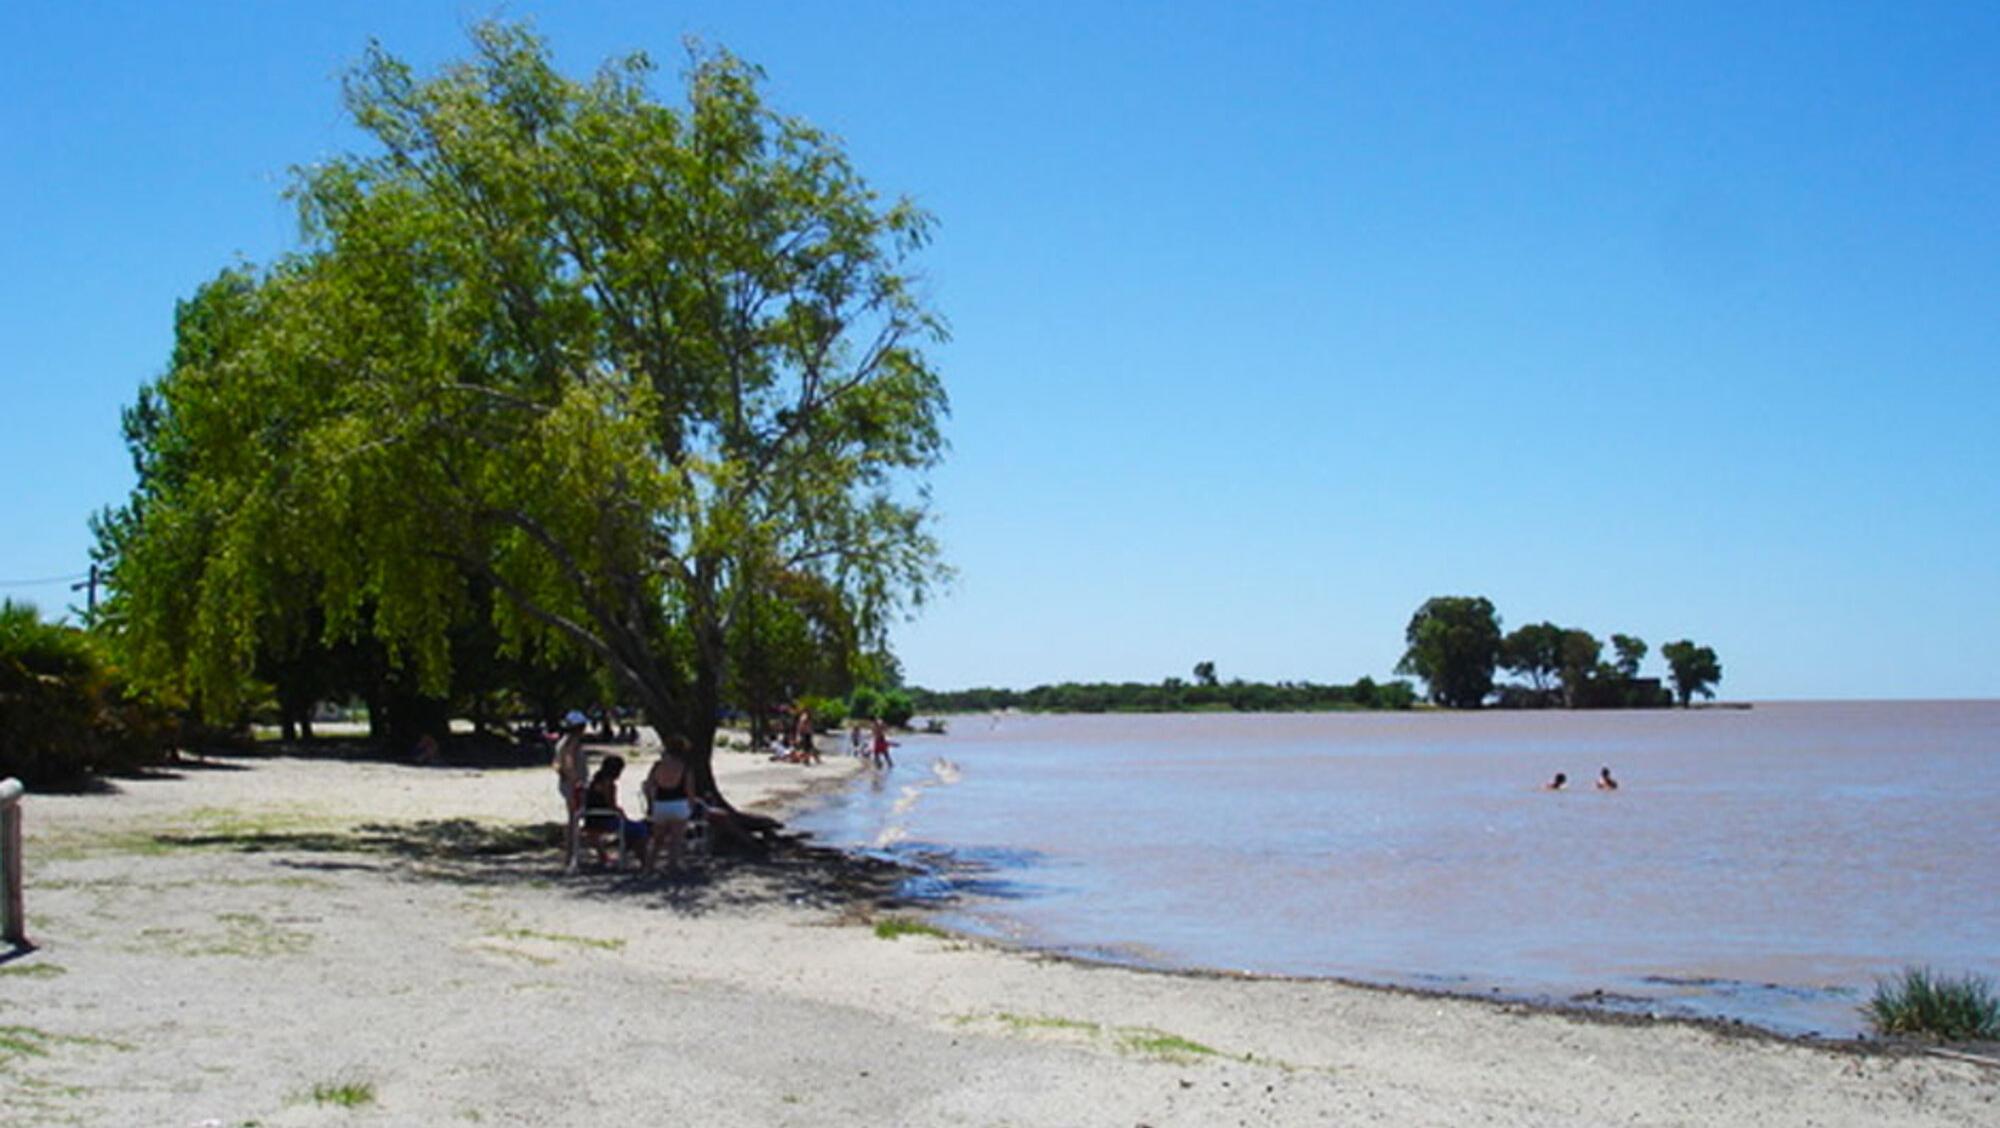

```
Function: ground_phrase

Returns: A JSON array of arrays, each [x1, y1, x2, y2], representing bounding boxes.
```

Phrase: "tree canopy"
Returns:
[[1396, 596, 1502, 708], [1661, 640, 1723, 706], [1500, 622, 1565, 695], [97, 23, 949, 790]]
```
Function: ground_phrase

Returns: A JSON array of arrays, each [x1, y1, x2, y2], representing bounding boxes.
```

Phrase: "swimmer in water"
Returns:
[[1545, 772, 1568, 791], [1596, 766, 1618, 790]]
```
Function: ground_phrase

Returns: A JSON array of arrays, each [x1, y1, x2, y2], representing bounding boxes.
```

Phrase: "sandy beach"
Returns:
[[3, 739, 1994, 1127]]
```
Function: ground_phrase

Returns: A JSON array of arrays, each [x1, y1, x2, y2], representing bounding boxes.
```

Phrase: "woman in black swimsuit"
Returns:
[[642, 735, 700, 873]]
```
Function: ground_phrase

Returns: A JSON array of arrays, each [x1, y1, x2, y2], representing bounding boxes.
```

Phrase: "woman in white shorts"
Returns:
[[642, 735, 700, 873]]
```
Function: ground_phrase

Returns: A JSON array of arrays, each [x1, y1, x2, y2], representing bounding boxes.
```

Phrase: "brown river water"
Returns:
[[794, 701, 2000, 1037]]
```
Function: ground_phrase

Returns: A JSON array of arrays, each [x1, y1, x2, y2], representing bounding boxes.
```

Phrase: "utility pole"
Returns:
[[69, 564, 99, 620]]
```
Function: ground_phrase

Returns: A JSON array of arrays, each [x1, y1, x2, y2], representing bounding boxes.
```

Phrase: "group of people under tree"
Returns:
[[553, 712, 780, 872]]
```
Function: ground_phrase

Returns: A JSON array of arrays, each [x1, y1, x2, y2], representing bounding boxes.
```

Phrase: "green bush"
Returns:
[[0, 600, 174, 785], [847, 685, 883, 721], [797, 694, 847, 731], [879, 689, 915, 728], [1864, 967, 2000, 1042]]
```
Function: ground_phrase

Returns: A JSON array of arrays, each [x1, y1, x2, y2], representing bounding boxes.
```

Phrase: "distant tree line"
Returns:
[[909, 664, 1418, 715], [1395, 595, 1721, 709]]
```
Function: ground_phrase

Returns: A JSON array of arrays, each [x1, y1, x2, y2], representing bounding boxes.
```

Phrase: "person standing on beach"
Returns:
[[554, 711, 589, 814], [794, 709, 820, 764], [642, 735, 700, 873]]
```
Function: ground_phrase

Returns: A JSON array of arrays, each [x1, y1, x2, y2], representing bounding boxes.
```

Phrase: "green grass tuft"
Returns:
[[1116, 1028, 1219, 1060], [0, 962, 66, 979], [0, 1024, 132, 1062], [310, 1080, 377, 1108], [1864, 967, 2000, 1042], [873, 917, 949, 941], [492, 928, 625, 951], [990, 1012, 1102, 1034]]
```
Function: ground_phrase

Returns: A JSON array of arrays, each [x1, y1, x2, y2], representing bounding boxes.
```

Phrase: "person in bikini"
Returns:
[[642, 735, 702, 873]]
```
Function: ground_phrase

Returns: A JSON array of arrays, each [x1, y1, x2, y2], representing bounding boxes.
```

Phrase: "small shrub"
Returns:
[[873, 917, 948, 941], [847, 685, 883, 722], [879, 689, 915, 728], [309, 1080, 376, 1107], [797, 694, 847, 731], [1117, 1028, 1218, 1060], [0, 600, 175, 784], [1864, 967, 2000, 1042]]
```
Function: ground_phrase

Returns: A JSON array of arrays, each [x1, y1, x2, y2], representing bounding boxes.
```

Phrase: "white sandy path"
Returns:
[[3, 744, 1994, 1127]]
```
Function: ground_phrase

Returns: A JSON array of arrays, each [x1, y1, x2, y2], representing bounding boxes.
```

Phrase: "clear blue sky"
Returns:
[[5, 2, 1998, 700]]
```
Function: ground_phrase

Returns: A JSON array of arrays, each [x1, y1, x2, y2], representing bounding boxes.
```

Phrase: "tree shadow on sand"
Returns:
[[145, 817, 916, 918]]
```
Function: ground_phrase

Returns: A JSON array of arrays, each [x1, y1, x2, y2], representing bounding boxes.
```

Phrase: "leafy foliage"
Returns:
[[878, 689, 916, 727], [1661, 639, 1723, 706], [97, 23, 949, 784], [1396, 596, 1502, 708], [0, 601, 174, 784], [847, 685, 883, 721], [1499, 622, 1564, 696], [1609, 633, 1647, 679], [1864, 967, 2000, 1042]]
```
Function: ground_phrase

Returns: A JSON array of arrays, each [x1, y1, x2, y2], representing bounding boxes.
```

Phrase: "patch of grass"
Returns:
[[0, 1024, 132, 1062], [873, 917, 949, 941], [0, 1025, 126, 1114], [491, 928, 625, 951], [483, 946, 556, 967], [0, 1025, 55, 1059], [33, 805, 344, 861], [309, 1079, 377, 1108], [964, 1011, 1260, 1066], [1864, 967, 2000, 1042], [1116, 1028, 1219, 1061], [990, 1012, 1102, 1034], [0, 962, 65, 979], [136, 912, 314, 958]]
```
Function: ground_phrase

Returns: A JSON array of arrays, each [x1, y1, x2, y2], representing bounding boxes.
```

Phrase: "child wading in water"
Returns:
[[870, 716, 895, 770]]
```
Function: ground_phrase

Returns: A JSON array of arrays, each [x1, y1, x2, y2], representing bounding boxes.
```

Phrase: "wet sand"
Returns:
[[3, 742, 1995, 1126]]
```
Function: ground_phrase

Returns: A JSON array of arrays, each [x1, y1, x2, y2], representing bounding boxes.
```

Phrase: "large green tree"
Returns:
[[1396, 596, 1501, 708], [1609, 633, 1647, 679], [101, 23, 948, 799], [1499, 621, 1564, 695], [1556, 628, 1602, 708], [1660, 640, 1722, 706]]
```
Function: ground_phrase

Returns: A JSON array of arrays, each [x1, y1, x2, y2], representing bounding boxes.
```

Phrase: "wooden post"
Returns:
[[0, 778, 24, 947]]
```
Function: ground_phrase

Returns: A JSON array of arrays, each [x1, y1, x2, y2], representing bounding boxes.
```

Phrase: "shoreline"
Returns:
[[6, 747, 1995, 1125]]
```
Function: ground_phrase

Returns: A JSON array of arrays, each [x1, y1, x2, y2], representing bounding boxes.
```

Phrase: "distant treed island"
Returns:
[[909, 595, 1722, 715]]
